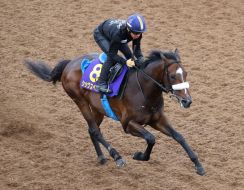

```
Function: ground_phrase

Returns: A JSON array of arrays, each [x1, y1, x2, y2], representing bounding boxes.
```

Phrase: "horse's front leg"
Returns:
[[124, 121, 155, 161], [151, 114, 205, 176]]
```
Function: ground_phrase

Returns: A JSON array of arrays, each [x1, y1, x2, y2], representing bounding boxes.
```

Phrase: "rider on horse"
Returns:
[[93, 13, 147, 93]]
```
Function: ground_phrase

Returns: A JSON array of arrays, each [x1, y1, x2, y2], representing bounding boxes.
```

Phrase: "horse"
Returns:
[[24, 49, 205, 176]]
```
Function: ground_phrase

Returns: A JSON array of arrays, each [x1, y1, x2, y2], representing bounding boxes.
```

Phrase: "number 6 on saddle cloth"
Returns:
[[80, 52, 128, 97]]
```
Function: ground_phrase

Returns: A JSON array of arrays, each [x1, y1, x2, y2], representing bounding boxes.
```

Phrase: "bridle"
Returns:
[[134, 59, 190, 103]]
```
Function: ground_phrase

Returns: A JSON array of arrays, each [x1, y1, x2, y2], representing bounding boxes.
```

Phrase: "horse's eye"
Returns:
[[170, 75, 176, 80]]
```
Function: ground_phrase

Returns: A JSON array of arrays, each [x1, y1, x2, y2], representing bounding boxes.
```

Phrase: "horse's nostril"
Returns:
[[182, 99, 187, 104], [182, 99, 192, 108]]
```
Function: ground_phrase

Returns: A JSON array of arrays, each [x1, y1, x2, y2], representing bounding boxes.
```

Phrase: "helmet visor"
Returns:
[[128, 28, 142, 35], [131, 31, 142, 35]]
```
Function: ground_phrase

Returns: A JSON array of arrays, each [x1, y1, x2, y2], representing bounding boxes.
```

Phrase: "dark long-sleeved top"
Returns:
[[97, 19, 143, 64]]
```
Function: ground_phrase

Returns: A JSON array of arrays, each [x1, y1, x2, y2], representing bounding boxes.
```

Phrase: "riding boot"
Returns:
[[96, 60, 112, 93]]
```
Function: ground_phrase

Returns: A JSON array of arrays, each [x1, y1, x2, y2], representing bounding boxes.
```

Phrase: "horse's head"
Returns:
[[140, 49, 192, 108], [160, 49, 192, 108], [145, 49, 192, 108]]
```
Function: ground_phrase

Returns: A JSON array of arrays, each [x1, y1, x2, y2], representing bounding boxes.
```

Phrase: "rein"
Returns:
[[134, 65, 169, 93], [136, 69, 146, 100], [131, 46, 168, 94]]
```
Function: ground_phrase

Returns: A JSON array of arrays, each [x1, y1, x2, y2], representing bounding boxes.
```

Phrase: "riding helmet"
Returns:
[[126, 13, 147, 33]]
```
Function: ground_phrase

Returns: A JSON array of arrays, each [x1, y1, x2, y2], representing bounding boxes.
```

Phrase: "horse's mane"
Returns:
[[82, 51, 178, 69], [141, 50, 178, 69]]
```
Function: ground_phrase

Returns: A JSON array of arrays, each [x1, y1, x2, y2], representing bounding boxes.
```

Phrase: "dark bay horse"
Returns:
[[24, 49, 205, 175]]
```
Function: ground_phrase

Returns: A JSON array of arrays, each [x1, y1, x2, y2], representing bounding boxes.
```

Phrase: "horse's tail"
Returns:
[[24, 59, 71, 84]]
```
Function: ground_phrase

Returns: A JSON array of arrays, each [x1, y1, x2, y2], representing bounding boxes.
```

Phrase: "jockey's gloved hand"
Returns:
[[126, 59, 135, 67]]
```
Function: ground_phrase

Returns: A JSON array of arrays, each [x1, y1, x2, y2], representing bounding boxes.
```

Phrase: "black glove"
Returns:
[[135, 56, 144, 66]]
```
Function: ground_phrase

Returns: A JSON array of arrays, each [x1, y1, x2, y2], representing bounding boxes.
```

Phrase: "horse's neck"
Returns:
[[138, 61, 164, 102], [144, 61, 164, 82]]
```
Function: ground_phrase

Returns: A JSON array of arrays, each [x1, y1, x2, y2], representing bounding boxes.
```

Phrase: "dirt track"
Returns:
[[0, 0, 243, 189]]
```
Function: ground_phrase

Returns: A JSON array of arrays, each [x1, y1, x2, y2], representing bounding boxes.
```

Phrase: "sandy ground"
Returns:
[[0, 0, 243, 189]]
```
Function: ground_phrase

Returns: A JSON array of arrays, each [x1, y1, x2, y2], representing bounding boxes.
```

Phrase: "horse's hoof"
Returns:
[[196, 166, 206, 176], [133, 151, 149, 161], [97, 155, 107, 165], [116, 158, 126, 167]]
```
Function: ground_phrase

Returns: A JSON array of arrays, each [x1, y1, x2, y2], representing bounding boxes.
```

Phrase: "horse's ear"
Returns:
[[175, 48, 181, 61], [160, 52, 166, 60], [175, 48, 179, 55]]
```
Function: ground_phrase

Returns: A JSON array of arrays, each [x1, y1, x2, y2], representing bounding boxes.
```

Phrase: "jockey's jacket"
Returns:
[[97, 19, 143, 64]]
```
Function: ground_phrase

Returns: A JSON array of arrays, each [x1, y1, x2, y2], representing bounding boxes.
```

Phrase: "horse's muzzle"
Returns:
[[181, 98, 192, 108]]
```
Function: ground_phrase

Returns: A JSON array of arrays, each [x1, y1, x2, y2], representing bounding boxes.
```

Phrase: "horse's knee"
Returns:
[[144, 133, 155, 145]]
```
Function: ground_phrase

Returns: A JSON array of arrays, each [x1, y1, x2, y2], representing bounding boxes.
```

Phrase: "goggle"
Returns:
[[131, 31, 142, 35], [127, 27, 142, 35]]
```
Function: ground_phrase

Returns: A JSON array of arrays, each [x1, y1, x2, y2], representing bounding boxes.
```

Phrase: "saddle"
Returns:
[[108, 63, 123, 84], [80, 53, 128, 98]]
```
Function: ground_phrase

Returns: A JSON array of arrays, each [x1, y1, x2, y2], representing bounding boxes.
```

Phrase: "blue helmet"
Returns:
[[126, 14, 147, 33]]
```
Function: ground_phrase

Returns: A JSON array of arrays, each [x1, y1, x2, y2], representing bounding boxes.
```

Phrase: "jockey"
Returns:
[[93, 13, 147, 93]]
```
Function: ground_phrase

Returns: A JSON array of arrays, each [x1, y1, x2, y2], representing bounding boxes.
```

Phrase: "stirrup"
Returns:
[[96, 84, 112, 94]]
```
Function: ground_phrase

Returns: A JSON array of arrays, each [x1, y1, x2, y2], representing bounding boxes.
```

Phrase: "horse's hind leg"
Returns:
[[151, 114, 205, 176], [89, 108, 106, 164], [76, 101, 105, 164], [74, 98, 125, 167]]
